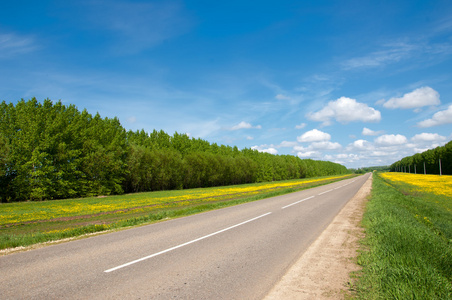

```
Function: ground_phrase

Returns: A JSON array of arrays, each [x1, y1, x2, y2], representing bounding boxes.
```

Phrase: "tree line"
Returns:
[[389, 140, 452, 175], [0, 98, 349, 202]]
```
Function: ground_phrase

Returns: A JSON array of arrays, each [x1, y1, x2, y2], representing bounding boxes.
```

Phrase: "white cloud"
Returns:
[[293, 145, 307, 152], [383, 87, 441, 109], [362, 127, 384, 136], [370, 150, 395, 157], [417, 104, 452, 127], [295, 123, 307, 129], [348, 139, 374, 151], [310, 141, 342, 150], [251, 145, 278, 155], [262, 148, 278, 155], [297, 129, 331, 142], [374, 134, 408, 146], [291, 129, 437, 168], [246, 136, 254, 140], [307, 97, 381, 126], [297, 150, 320, 158], [411, 133, 446, 142], [291, 132, 342, 160], [229, 121, 262, 130], [410, 133, 447, 150], [329, 153, 362, 165]]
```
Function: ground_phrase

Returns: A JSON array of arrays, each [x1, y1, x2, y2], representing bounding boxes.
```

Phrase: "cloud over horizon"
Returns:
[[307, 97, 381, 126]]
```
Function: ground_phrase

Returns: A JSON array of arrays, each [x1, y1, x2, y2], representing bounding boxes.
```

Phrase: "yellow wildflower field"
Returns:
[[381, 172, 452, 197], [0, 175, 351, 226]]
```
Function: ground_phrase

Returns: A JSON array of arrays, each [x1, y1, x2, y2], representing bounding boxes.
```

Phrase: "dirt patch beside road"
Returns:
[[265, 173, 372, 299]]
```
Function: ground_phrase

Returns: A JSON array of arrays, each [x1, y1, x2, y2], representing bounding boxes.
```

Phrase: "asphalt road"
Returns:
[[1, 173, 370, 299]]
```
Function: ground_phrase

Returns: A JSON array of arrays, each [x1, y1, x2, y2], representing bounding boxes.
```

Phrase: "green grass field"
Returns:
[[354, 173, 452, 299], [0, 174, 353, 251]]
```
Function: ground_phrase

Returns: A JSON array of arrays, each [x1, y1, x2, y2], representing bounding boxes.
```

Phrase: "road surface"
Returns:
[[1, 173, 370, 299]]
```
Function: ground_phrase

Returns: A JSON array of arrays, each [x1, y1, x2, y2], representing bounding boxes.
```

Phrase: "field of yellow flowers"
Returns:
[[0, 174, 350, 227], [380, 172, 452, 197], [354, 172, 452, 299], [0, 174, 353, 250]]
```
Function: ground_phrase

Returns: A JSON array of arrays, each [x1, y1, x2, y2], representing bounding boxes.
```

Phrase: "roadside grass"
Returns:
[[354, 173, 452, 299], [0, 174, 353, 251]]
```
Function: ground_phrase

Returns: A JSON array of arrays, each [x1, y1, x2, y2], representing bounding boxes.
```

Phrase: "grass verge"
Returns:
[[0, 174, 354, 252], [354, 173, 452, 299]]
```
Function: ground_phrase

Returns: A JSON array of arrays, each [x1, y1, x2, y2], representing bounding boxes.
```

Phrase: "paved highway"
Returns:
[[1, 173, 370, 299]]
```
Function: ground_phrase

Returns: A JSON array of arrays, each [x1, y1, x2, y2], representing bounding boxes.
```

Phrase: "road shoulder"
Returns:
[[265, 173, 372, 299]]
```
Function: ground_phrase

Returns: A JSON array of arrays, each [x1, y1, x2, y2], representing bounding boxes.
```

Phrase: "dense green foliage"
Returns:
[[355, 174, 452, 299], [0, 98, 349, 202], [390, 140, 452, 175]]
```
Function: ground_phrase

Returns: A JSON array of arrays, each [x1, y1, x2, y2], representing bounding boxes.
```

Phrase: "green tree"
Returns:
[[79, 113, 128, 196], [124, 144, 155, 193]]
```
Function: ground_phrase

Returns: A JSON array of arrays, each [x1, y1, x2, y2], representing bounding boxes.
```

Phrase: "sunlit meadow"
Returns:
[[381, 172, 452, 197], [0, 174, 352, 250], [355, 173, 452, 299]]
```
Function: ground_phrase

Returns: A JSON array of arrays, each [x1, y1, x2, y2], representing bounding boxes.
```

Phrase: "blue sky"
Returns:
[[1, 0, 452, 168]]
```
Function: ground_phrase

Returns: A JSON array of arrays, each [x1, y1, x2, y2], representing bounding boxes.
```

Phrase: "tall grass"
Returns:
[[355, 173, 452, 299]]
